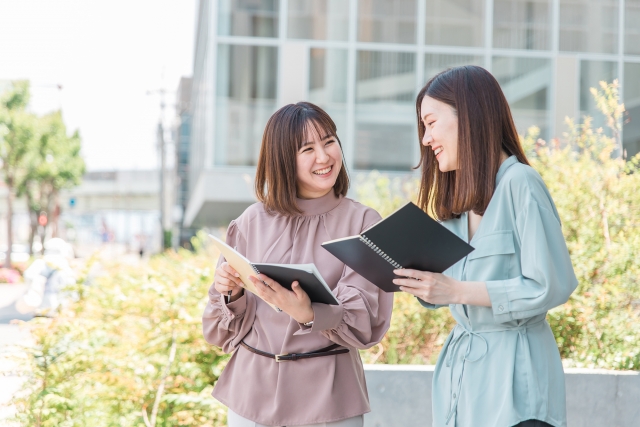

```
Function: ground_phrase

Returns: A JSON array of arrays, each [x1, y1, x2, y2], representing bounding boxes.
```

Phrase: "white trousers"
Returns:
[[227, 408, 364, 427]]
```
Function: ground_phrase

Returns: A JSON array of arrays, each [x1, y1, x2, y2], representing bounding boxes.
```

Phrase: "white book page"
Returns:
[[208, 234, 274, 308]]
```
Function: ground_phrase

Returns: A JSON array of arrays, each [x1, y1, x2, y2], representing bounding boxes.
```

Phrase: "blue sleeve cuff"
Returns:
[[485, 280, 514, 323], [417, 297, 446, 310]]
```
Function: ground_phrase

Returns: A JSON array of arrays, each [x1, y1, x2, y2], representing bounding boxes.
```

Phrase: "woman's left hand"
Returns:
[[393, 269, 462, 305], [249, 274, 314, 324]]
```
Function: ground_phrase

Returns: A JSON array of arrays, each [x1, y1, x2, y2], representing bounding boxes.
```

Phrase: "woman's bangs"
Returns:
[[298, 114, 338, 150]]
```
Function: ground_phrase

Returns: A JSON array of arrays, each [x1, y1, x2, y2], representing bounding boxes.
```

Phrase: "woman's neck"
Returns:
[[297, 187, 333, 200]]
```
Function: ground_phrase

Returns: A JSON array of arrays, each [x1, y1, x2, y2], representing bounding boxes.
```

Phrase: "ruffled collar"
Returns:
[[296, 190, 343, 216]]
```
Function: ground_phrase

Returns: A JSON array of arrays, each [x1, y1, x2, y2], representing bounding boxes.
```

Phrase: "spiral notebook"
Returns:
[[209, 235, 339, 311], [321, 202, 474, 292]]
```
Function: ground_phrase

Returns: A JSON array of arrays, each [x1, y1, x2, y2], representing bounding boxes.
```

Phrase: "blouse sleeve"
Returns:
[[294, 216, 394, 350], [202, 220, 257, 353], [485, 181, 578, 323]]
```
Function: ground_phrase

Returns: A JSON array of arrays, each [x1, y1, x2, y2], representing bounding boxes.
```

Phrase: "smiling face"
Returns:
[[420, 95, 459, 172], [295, 122, 343, 199]]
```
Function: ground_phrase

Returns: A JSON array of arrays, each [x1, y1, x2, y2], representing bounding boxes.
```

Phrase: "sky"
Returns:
[[0, 0, 197, 171]]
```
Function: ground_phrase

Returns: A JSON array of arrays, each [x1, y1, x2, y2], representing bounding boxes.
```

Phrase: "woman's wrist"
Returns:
[[455, 280, 492, 307], [454, 279, 470, 305], [294, 305, 315, 325]]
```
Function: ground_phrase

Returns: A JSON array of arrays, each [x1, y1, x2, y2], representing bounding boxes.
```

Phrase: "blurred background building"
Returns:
[[182, 0, 640, 230], [0, 171, 163, 257]]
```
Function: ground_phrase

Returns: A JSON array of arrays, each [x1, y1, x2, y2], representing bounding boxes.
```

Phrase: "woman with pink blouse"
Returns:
[[202, 102, 394, 427]]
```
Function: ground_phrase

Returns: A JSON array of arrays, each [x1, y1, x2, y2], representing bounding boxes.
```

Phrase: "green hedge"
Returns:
[[6, 248, 228, 427]]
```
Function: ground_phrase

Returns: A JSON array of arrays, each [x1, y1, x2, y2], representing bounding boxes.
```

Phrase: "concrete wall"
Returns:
[[363, 365, 640, 427]]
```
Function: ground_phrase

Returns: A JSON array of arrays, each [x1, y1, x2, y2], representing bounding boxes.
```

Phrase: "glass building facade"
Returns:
[[185, 0, 640, 227]]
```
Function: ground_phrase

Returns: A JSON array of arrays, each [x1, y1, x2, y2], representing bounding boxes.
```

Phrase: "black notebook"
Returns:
[[209, 235, 339, 310], [321, 202, 474, 292], [254, 263, 339, 306]]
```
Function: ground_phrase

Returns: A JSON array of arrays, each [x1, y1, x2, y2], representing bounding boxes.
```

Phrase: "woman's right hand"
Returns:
[[214, 262, 244, 302]]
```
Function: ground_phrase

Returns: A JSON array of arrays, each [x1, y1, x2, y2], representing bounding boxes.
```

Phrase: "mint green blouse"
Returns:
[[421, 156, 578, 427]]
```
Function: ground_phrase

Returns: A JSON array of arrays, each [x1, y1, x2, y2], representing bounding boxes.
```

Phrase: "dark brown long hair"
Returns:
[[255, 102, 350, 216], [415, 65, 529, 220]]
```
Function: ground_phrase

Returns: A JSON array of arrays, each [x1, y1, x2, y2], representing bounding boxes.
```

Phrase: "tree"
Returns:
[[17, 111, 85, 252], [0, 81, 35, 267]]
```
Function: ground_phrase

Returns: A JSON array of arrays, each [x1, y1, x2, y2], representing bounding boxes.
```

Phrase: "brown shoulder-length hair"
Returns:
[[415, 65, 529, 221], [255, 102, 350, 216]]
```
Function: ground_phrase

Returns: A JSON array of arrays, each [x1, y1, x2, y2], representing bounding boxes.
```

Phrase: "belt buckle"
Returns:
[[275, 353, 289, 362]]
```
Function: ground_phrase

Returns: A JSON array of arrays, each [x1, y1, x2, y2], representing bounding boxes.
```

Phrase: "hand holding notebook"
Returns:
[[209, 235, 339, 311], [322, 202, 474, 292]]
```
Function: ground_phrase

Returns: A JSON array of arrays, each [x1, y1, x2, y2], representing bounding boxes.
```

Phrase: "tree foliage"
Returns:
[[531, 81, 640, 370], [17, 110, 85, 246], [0, 81, 85, 257]]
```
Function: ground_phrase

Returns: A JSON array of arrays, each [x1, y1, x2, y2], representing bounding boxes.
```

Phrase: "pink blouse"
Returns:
[[202, 191, 394, 426]]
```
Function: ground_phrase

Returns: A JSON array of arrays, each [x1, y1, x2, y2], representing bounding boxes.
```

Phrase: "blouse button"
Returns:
[[498, 305, 504, 312], [453, 393, 457, 399]]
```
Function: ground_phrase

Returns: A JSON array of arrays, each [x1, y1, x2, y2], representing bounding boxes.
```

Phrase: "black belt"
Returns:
[[240, 340, 349, 362]]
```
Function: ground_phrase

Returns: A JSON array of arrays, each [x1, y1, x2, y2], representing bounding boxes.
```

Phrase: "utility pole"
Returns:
[[157, 117, 166, 250], [148, 85, 169, 251]]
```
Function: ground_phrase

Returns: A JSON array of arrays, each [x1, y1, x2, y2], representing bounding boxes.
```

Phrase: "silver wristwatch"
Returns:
[[303, 320, 314, 327]]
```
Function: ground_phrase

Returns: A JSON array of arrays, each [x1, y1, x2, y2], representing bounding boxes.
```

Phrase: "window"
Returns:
[[626, 0, 640, 55], [288, 0, 349, 41], [560, 0, 619, 54], [425, 54, 484, 82], [493, 56, 552, 139], [425, 0, 485, 47], [218, 0, 279, 37], [309, 48, 349, 139], [623, 63, 640, 158], [580, 60, 618, 133], [215, 44, 279, 166], [355, 51, 417, 170], [493, 0, 552, 50], [358, 0, 417, 44]]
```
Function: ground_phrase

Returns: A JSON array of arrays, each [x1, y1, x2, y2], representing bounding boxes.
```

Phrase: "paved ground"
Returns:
[[0, 324, 30, 421], [0, 284, 33, 425], [0, 284, 34, 324]]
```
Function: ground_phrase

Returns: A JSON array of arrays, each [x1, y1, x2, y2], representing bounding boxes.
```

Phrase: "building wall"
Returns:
[[186, 0, 640, 226]]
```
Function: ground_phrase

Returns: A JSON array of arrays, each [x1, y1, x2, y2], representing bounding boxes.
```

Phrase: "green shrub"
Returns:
[[532, 82, 640, 370], [6, 236, 228, 427]]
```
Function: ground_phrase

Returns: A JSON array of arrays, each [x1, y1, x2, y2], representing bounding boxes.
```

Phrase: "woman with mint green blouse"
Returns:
[[393, 66, 578, 427]]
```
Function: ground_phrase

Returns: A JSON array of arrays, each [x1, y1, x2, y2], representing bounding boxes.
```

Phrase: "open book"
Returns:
[[321, 202, 474, 292], [209, 235, 339, 311]]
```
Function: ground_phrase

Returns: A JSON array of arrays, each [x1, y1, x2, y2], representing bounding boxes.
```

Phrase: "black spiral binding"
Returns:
[[359, 235, 403, 269]]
